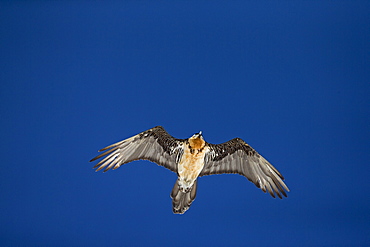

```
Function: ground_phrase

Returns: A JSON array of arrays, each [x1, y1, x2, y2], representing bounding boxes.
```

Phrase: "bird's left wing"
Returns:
[[90, 126, 185, 173], [200, 138, 289, 199]]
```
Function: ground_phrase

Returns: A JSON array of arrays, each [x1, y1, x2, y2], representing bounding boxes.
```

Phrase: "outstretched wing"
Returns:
[[90, 126, 185, 173], [201, 138, 289, 199]]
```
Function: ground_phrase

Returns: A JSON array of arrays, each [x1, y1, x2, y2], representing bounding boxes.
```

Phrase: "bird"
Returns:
[[90, 126, 289, 214]]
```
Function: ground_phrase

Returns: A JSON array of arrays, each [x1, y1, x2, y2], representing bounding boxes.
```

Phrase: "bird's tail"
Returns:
[[171, 179, 198, 214]]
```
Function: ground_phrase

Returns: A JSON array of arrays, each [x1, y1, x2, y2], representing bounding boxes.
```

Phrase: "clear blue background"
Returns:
[[1, 1, 369, 246]]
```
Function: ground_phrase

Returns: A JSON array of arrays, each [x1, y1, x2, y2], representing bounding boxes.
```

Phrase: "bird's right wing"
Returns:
[[90, 126, 185, 173], [201, 138, 289, 199]]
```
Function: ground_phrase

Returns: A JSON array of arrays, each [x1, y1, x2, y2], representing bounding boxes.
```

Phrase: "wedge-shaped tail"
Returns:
[[171, 179, 198, 214]]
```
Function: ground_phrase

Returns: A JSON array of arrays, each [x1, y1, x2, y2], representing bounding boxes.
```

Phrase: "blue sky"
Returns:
[[1, 1, 369, 246]]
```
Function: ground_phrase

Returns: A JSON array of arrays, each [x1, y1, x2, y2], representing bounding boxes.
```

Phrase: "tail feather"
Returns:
[[171, 179, 198, 214]]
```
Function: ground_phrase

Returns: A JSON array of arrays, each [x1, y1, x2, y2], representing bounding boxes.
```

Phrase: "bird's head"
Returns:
[[189, 131, 205, 149]]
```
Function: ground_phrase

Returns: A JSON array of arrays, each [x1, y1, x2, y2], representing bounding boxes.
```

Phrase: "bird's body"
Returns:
[[177, 135, 207, 191], [90, 126, 289, 214]]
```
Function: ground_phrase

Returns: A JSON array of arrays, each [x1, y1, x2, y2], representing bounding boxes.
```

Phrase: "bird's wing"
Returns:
[[90, 126, 185, 173], [200, 138, 289, 198]]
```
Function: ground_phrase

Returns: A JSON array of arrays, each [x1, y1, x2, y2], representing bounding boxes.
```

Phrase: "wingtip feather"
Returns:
[[90, 156, 99, 162]]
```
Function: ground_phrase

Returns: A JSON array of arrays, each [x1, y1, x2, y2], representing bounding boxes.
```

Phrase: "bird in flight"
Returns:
[[90, 126, 289, 214]]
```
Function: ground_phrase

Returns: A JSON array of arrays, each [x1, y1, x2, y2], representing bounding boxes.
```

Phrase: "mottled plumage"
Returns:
[[90, 126, 289, 214]]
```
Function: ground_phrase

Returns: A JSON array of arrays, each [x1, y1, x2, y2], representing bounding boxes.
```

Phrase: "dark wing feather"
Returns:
[[201, 138, 289, 199], [90, 126, 185, 173]]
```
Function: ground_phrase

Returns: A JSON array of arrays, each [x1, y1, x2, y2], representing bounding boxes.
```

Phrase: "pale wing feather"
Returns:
[[200, 138, 289, 198], [90, 126, 185, 173]]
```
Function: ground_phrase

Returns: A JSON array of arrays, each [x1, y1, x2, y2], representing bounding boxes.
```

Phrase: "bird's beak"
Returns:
[[198, 131, 203, 139], [191, 131, 203, 139]]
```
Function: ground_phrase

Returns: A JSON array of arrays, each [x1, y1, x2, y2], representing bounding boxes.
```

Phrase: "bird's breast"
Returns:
[[177, 146, 208, 190]]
